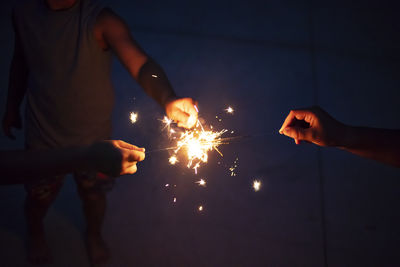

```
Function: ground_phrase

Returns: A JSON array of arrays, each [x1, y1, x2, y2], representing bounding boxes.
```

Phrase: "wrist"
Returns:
[[336, 124, 356, 149], [162, 94, 177, 109]]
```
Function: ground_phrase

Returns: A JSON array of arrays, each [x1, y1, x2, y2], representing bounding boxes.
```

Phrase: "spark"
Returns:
[[198, 205, 203, 211], [173, 197, 177, 203], [169, 156, 178, 165], [165, 184, 169, 187], [253, 180, 261, 192], [229, 157, 239, 176], [225, 106, 234, 114], [151, 74, 158, 78], [196, 179, 206, 186], [130, 112, 138, 123]]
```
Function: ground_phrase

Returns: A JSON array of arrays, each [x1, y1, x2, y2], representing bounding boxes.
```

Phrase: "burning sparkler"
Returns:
[[173, 123, 228, 173], [253, 180, 261, 192], [130, 112, 138, 123], [161, 107, 239, 174]]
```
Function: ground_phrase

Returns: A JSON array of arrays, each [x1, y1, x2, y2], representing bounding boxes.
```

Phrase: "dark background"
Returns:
[[0, 0, 400, 266]]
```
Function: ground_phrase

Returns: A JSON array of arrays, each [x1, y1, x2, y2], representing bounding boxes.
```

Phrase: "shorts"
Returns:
[[24, 171, 115, 200]]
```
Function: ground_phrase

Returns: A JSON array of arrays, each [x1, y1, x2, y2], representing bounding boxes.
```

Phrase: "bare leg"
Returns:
[[76, 175, 110, 265], [25, 180, 63, 265]]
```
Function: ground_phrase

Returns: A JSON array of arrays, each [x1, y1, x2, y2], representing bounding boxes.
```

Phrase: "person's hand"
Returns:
[[165, 97, 198, 129], [87, 140, 145, 177], [279, 106, 346, 147], [2, 107, 22, 140]]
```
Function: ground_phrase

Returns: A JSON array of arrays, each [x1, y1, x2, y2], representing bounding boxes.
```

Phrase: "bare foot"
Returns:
[[27, 232, 52, 265], [86, 233, 110, 265]]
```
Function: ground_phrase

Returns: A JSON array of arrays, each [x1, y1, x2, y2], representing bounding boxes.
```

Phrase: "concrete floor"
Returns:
[[0, 1, 399, 266]]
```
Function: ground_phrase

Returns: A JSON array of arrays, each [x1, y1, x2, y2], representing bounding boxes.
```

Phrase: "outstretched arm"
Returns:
[[0, 140, 146, 185], [2, 11, 29, 139], [96, 8, 198, 128], [279, 106, 400, 168]]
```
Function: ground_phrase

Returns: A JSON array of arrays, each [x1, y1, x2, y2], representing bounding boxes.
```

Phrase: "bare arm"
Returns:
[[0, 140, 146, 185], [97, 8, 175, 107], [279, 106, 400, 168], [96, 8, 198, 128], [340, 126, 400, 167], [2, 11, 29, 139]]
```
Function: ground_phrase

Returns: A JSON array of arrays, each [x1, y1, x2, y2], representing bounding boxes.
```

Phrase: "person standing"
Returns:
[[3, 0, 198, 264]]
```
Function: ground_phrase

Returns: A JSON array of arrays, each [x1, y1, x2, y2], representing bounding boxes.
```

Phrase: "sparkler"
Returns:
[[168, 121, 228, 173]]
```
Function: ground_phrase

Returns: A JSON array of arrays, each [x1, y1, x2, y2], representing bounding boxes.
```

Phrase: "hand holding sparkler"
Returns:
[[165, 97, 198, 129], [279, 106, 344, 146], [88, 140, 145, 177]]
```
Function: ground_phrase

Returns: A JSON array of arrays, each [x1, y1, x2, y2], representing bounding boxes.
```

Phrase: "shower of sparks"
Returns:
[[160, 105, 239, 174], [196, 179, 206, 186], [225, 106, 234, 114], [229, 157, 239, 176], [169, 155, 178, 165], [130, 112, 138, 123], [173, 122, 228, 173], [198, 205, 203, 211], [253, 180, 261, 192]]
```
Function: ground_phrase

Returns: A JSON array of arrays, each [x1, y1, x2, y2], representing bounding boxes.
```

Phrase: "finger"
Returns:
[[186, 99, 199, 117], [124, 163, 137, 175], [279, 109, 313, 134], [116, 140, 145, 152], [125, 149, 145, 162], [279, 111, 296, 134], [172, 109, 190, 127], [282, 126, 310, 142]]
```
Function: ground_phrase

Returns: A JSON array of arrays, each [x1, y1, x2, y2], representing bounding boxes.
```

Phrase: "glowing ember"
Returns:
[[253, 180, 261, 192], [225, 106, 234, 114], [196, 179, 206, 186], [130, 112, 138, 123], [169, 156, 178, 165]]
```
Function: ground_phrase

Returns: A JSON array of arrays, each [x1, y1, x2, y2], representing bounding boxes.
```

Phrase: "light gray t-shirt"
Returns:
[[13, 0, 114, 149]]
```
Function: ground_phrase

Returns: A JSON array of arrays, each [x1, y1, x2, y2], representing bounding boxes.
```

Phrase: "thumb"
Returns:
[[282, 126, 310, 142]]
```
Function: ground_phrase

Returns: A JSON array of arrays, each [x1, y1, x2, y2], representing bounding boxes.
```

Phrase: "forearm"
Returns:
[[0, 147, 92, 185], [339, 126, 400, 167], [6, 57, 28, 111], [136, 58, 177, 108]]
